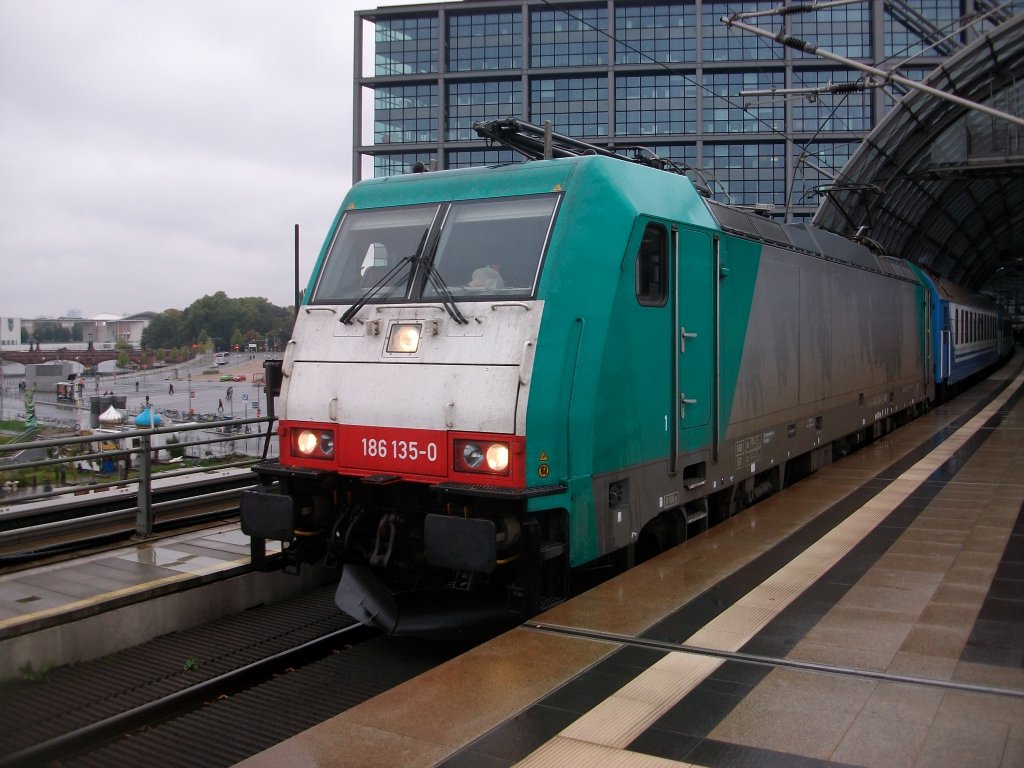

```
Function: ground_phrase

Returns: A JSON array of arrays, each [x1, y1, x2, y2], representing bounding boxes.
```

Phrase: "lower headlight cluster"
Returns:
[[293, 428, 334, 459], [454, 439, 510, 474]]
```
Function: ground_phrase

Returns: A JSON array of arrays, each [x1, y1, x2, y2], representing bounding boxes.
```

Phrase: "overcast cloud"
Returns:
[[0, 0, 422, 320]]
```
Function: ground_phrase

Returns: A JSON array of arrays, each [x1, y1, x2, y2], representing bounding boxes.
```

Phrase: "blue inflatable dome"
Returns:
[[135, 408, 162, 427]]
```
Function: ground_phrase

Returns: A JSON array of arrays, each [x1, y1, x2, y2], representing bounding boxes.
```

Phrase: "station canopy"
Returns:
[[813, 13, 1024, 292]]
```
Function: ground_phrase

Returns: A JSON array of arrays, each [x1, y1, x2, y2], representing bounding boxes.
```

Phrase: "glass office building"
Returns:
[[354, 0, 1019, 220]]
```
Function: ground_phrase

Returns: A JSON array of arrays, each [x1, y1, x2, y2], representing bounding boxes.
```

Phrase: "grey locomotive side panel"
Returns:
[[800, 266, 832, 404], [831, 268, 916, 394], [728, 247, 922, 439], [728, 257, 801, 423]]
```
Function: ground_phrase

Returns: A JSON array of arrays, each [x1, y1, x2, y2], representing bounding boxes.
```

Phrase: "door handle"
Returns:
[[680, 326, 698, 353], [680, 393, 697, 419]]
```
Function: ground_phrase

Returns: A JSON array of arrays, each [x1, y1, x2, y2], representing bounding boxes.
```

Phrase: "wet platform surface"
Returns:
[[239, 360, 1024, 768], [0, 522, 291, 679]]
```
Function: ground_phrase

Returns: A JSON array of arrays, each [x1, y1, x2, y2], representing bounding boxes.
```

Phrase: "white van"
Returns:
[[215, 352, 230, 365]]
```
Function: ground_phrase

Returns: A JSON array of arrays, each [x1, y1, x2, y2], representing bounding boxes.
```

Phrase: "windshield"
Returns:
[[422, 196, 558, 299], [311, 205, 437, 304], [310, 194, 558, 306]]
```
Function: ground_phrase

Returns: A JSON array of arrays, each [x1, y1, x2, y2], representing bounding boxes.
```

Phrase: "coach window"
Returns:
[[636, 223, 668, 306]]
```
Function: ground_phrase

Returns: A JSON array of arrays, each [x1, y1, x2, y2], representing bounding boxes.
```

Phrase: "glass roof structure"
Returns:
[[813, 13, 1024, 291]]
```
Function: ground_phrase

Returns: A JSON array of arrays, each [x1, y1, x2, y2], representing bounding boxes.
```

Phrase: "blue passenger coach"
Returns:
[[913, 268, 1007, 390]]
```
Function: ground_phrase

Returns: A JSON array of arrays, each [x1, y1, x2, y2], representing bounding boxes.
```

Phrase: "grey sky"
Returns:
[[0, 0, 421, 320]]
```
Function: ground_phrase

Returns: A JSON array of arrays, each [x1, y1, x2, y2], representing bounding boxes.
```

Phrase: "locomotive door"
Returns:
[[675, 227, 714, 441]]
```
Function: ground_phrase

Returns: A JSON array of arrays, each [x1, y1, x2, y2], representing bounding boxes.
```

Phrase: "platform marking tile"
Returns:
[[514, 735, 703, 768]]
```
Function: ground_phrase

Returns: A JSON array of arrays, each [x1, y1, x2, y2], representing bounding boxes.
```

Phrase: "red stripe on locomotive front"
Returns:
[[279, 420, 526, 488]]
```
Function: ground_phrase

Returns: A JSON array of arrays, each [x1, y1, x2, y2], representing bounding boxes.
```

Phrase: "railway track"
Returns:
[[0, 585, 469, 767]]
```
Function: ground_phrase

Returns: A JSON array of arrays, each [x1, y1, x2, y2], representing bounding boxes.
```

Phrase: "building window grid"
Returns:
[[447, 80, 523, 141], [616, 74, 696, 137], [530, 7, 609, 68], [703, 71, 785, 134], [375, 16, 438, 76], [883, 0, 960, 58], [374, 152, 437, 177], [791, 5, 872, 59], [448, 12, 522, 71], [883, 67, 933, 113], [638, 144, 698, 175], [531, 76, 609, 137], [362, 2, 965, 218], [447, 149, 519, 168], [702, 1, 783, 62], [790, 70, 873, 133], [788, 142, 859, 207], [375, 84, 439, 144], [614, 3, 696, 65], [705, 143, 787, 207]]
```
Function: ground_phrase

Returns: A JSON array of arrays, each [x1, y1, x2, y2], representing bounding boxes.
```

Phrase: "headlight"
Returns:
[[462, 442, 484, 468], [485, 443, 509, 472], [387, 323, 422, 354], [454, 439, 510, 475], [293, 428, 334, 459]]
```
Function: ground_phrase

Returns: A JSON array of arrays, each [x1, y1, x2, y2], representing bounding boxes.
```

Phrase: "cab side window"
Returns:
[[636, 223, 668, 307]]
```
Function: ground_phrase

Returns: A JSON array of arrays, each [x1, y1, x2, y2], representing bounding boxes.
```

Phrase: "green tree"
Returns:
[[32, 322, 72, 343], [116, 350, 129, 369], [143, 294, 294, 353], [165, 436, 185, 459], [231, 328, 244, 350], [142, 309, 184, 349]]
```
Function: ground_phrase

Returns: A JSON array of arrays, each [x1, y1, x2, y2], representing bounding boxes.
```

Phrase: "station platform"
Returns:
[[0, 523, 329, 681], [239, 360, 1024, 768]]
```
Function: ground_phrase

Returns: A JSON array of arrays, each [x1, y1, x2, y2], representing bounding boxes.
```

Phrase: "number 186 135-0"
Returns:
[[360, 437, 438, 463]]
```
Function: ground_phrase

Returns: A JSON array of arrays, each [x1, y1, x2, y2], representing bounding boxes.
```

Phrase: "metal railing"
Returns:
[[0, 416, 276, 538]]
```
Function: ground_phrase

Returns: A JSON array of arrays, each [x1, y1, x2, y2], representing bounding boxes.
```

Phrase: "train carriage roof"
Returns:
[[812, 13, 1024, 294], [925, 271, 1002, 310]]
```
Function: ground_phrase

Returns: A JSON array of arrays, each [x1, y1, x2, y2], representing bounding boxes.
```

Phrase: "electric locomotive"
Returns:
[[241, 119, 998, 638]]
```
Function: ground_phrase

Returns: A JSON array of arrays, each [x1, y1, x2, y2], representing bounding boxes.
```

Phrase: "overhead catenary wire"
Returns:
[[722, 14, 1024, 130]]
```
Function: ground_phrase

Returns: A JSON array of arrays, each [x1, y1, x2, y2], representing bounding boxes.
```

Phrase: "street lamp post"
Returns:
[[188, 372, 194, 416]]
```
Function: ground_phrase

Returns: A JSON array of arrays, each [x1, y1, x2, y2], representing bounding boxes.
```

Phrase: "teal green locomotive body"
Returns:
[[242, 156, 933, 637]]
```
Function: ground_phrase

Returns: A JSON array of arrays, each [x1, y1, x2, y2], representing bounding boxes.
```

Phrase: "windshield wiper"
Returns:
[[339, 255, 414, 325], [339, 252, 468, 326], [417, 254, 468, 325]]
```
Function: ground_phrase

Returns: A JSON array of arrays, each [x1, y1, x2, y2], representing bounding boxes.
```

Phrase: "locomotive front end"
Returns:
[[242, 173, 567, 638]]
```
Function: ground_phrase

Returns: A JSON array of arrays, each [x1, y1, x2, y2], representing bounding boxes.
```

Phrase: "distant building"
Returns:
[[88, 312, 156, 348], [0, 317, 21, 348], [27, 362, 75, 394], [18, 312, 156, 350]]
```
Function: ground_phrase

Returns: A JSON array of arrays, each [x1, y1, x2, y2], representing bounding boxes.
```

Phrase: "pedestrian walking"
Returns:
[[169, 383, 174, 395]]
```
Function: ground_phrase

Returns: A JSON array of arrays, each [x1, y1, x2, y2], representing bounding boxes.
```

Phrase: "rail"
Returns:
[[0, 416, 276, 539]]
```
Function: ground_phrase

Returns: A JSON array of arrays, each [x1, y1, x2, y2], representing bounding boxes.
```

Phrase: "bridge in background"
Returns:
[[0, 347, 154, 368]]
